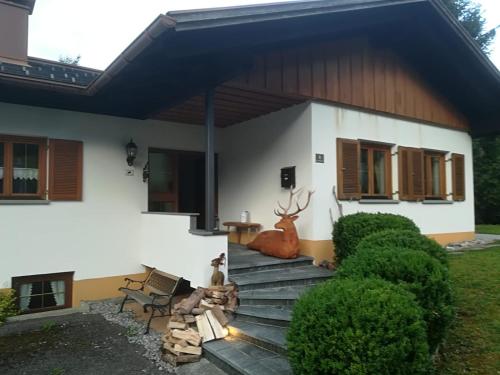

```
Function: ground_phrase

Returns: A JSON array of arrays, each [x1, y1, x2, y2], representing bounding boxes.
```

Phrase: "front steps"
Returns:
[[203, 244, 334, 375]]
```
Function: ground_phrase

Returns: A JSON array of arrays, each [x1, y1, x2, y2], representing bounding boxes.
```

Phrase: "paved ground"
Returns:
[[0, 313, 172, 375], [476, 233, 500, 242]]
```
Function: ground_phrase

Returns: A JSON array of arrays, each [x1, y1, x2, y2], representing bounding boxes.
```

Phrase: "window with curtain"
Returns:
[[424, 152, 446, 199], [0, 135, 46, 199], [360, 144, 392, 198], [337, 139, 393, 200], [12, 272, 73, 313]]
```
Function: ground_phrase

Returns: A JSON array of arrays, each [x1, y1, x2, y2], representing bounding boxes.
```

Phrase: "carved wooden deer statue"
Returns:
[[247, 189, 314, 259], [210, 253, 225, 286]]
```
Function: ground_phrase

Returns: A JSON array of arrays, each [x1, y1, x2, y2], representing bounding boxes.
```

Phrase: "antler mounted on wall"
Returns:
[[248, 188, 314, 259]]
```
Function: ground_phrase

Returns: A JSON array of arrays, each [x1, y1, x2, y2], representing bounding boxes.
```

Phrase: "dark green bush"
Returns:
[[357, 229, 448, 266], [337, 247, 454, 352], [0, 290, 18, 325], [333, 213, 420, 264], [287, 278, 430, 375]]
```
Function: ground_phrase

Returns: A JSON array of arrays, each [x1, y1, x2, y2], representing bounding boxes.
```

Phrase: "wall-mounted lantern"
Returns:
[[125, 139, 138, 166], [142, 161, 150, 183]]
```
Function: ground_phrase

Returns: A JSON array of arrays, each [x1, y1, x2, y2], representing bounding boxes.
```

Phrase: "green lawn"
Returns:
[[476, 225, 500, 235], [436, 247, 500, 375]]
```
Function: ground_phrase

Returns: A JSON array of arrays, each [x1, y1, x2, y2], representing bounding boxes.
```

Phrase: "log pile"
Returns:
[[161, 283, 238, 366]]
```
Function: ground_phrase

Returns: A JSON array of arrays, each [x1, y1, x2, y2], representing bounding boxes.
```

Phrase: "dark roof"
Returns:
[[8, 0, 36, 14], [0, 0, 498, 135], [0, 57, 100, 87]]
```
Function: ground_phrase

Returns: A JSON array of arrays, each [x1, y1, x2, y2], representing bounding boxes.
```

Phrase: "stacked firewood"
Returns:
[[161, 283, 238, 366]]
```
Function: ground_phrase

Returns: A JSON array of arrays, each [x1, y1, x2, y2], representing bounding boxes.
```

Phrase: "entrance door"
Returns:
[[148, 149, 217, 229]]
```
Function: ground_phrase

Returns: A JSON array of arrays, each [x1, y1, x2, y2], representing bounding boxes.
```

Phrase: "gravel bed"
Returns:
[[88, 300, 174, 373], [446, 238, 499, 252]]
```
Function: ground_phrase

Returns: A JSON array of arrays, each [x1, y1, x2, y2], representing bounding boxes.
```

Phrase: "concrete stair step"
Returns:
[[228, 319, 288, 356], [238, 285, 310, 306], [203, 336, 292, 375], [236, 305, 292, 327], [228, 250, 313, 275], [230, 265, 333, 291]]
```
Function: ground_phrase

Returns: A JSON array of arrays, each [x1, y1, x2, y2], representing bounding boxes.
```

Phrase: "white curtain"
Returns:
[[374, 153, 385, 194], [13, 168, 39, 180], [51, 280, 65, 306], [19, 283, 33, 311]]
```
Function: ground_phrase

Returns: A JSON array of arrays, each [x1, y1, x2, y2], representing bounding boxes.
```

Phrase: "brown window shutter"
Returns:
[[398, 147, 410, 200], [410, 148, 425, 199], [398, 147, 424, 201], [49, 139, 83, 201], [452, 153, 465, 201], [337, 138, 360, 200]]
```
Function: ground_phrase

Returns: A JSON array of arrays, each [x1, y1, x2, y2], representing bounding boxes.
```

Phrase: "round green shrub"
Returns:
[[333, 213, 420, 264], [337, 247, 454, 352], [287, 278, 430, 375], [356, 229, 448, 266]]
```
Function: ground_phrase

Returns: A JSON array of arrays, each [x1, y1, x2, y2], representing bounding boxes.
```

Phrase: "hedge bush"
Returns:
[[333, 213, 420, 264], [337, 247, 454, 352], [287, 278, 430, 375], [0, 290, 18, 325], [356, 229, 448, 266]]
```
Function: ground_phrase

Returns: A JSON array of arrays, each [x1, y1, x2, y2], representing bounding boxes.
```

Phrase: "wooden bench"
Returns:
[[118, 268, 183, 334]]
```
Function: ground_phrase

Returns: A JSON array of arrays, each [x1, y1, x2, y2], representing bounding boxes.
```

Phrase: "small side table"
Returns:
[[223, 221, 262, 244]]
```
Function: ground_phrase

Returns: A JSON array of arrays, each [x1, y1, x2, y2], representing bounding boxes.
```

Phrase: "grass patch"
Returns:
[[436, 247, 500, 375], [476, 224, 500, 235]]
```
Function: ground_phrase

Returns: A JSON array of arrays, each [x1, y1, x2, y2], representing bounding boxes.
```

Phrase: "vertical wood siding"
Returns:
[[229, 39, 469, 131]]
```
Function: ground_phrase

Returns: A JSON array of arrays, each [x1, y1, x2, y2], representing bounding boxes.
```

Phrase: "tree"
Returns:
[[473, 137, 500, 224], [441, 0, 496, 53], [58, 55, 81, 65]]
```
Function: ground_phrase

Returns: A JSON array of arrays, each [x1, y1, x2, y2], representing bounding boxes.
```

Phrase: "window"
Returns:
[[424, 152, 446, 199], [337, 138, 392, 200], [0, 135, 83, 201], [360, 144, 392, 198], [12, 272, 73, 313], [0, 135, 47, 199]]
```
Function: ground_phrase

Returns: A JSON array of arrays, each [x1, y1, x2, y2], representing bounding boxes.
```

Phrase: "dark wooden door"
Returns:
[[148, 150, 178, 212]]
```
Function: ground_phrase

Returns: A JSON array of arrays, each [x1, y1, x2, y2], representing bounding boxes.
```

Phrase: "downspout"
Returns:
[[86, 14, 177, 95]]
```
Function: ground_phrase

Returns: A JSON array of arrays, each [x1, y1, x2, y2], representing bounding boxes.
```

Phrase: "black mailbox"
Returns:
[[281, 166, 296, 189]]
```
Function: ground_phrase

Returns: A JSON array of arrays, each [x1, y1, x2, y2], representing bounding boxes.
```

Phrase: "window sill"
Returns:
[[0, 200, 50, 205], [422, 200, 453, 205], [359, 199, 400, 204]]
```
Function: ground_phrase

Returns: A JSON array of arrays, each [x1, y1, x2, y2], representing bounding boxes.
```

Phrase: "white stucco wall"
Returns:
[[0, 102, 208, 288], [140, 213, 228, 288], [218, 103, 314, 239], [311, 102, 475, 241]]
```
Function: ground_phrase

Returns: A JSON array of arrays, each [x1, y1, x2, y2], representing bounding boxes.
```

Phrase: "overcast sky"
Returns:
[[28, 0, 500, 70]]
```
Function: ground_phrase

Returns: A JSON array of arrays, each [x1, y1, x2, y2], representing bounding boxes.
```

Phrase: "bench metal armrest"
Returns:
[[124, 277, 146, 290]]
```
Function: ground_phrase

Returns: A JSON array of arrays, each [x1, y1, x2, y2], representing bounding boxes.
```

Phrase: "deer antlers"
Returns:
[[274, 188, 314, 217]]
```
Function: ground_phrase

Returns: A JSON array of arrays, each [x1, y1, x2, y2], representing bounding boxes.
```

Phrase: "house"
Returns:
[[0, 0, 499, 315]]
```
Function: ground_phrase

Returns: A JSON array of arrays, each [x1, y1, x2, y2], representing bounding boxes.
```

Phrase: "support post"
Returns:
[[205, 88, 215, 231]]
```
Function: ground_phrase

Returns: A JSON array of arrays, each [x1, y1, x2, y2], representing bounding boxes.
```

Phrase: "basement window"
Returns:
[[12, 272, 73, 313]]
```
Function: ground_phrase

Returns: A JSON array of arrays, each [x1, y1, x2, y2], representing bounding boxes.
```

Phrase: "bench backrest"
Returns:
[[144, 269, 182, 296]]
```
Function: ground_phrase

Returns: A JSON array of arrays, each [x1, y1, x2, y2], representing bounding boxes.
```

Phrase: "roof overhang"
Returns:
[[0, 0, 498, 135]]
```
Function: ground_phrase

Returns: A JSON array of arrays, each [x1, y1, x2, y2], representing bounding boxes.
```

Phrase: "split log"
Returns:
[[163, 342, 180, 356], [174, 287, 206, 314], [168, 321, 188, 330], [171, 328, 202, 347], [174, 344, 202, 356], [191, 308, 204, 315], [210, 305, 229, 327], [166, 334, 188, 347], [170, 314, 185, 323], [206, 290, 225, 299], [205, 310, 226, 339], [196, 314, 215, 342], [183, 315, 196, 324], [200, 299, 218, 310], [163, 352, 201, 366]]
